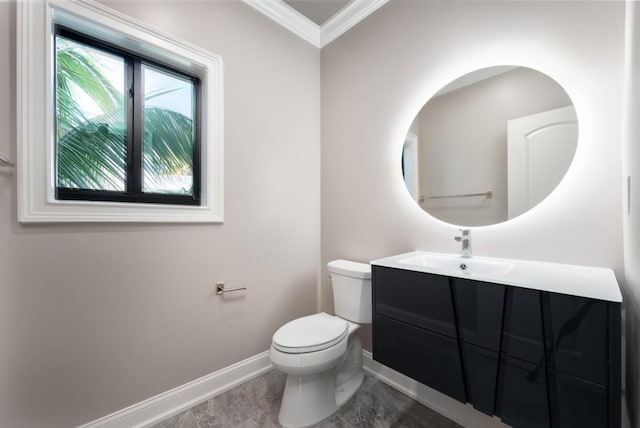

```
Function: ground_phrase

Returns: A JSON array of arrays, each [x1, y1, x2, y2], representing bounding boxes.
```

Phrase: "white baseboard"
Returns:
[[362, 350, 509, 428], [78, 351, 273, 428]]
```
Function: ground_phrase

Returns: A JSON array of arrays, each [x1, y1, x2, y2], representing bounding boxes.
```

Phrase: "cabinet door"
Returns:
[[547, 293, 607, 385], [463, 343, 499, 416], [374, 314, 466, 402], [454, 278, 505, 351], [502, 287, 545, 364], [495, 354, 550, 428], [373, 267, 457, 338], [551, 372, 607, 428]]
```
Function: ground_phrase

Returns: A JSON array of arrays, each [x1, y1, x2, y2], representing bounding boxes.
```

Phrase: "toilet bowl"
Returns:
[[269, 260, 371, 428]]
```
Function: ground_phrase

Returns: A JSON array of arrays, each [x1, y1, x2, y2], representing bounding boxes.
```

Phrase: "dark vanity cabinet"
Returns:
[[373, 267, 466, 402], [371, 266, 621, 428]]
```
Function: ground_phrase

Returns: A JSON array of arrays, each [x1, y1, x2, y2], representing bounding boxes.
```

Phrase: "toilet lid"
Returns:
[[272, 313, 348, 353]]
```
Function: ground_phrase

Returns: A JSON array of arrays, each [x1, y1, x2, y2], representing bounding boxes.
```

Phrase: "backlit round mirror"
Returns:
[[402, 66, 578, 227]]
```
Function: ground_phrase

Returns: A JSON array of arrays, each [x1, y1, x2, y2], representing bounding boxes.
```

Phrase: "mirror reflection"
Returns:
[[403, 66, 578, 227]]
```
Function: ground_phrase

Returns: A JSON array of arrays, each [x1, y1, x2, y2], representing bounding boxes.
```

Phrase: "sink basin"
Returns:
[[398, 253, 514, 277], [371, 251, 622, 302]]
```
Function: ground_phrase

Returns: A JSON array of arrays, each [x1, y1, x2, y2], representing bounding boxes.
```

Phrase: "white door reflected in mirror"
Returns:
[[507, 105, 578, 219]]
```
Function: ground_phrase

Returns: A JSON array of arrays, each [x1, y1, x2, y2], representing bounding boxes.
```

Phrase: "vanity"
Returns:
[[371, 251, 622, 428]]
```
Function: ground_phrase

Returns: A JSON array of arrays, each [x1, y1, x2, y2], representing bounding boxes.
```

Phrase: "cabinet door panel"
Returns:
[[463, 343, 499, 416], [552, 372, 607, 428], [548, 293, 607, 386], [496, 355, 550, 428], [374, 314, 466, 402], [454, 278, 505, 351], [374, 267, 457, 338], [502, 287, 544, 364]]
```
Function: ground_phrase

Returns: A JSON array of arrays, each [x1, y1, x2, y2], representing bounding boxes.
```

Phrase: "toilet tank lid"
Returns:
[[327, 259, 371, 279]]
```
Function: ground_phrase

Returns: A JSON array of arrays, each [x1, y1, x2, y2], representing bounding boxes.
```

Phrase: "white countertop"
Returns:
[[371, 251, 622, 303]]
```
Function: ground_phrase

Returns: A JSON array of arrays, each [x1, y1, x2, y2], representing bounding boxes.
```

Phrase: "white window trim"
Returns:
[[17, 0, 224, 223]]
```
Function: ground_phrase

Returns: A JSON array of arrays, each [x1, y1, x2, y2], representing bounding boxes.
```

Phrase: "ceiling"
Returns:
[[242, 0, 389, 48], [284, 0, 353, 26]]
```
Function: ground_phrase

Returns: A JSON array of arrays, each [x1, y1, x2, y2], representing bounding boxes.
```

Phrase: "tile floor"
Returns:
[[151, 370, 463, 428]]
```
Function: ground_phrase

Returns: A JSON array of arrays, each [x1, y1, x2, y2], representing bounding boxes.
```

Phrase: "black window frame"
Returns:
[[54, 25, 202, 206]]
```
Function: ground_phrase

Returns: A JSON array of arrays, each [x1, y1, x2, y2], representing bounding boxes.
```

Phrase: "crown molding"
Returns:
[[242, 0, 321, 47], [320, 0, 389, 47], [241, 0, 389, 49]]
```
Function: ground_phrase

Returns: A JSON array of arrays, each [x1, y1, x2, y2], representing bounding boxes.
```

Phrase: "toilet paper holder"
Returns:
[[216, 282, 247, 295], [0, 155, 15, 168]]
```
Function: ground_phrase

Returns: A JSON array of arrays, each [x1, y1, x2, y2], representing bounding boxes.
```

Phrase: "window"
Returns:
[[18, 0, 223, 222], [55, 27, 200, 205]]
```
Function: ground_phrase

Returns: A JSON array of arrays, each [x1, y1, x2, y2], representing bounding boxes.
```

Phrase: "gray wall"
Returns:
[[0, 2, 320, 427], [321, 0, 624, 394]]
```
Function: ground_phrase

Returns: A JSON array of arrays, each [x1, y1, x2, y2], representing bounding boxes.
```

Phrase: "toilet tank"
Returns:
[[327, 260, 371, 324]]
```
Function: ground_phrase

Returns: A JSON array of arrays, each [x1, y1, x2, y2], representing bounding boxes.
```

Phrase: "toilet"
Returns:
[[269, 259, 372, 428]]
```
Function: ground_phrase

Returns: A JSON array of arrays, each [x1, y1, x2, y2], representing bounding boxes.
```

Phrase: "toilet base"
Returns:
[[335, 371, 364, 409], [277, 332, 364, 427], [277, 370, 364, 428]]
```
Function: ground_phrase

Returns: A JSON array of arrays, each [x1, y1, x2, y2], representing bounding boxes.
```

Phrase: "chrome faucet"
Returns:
[[454, 229, 472, 258]]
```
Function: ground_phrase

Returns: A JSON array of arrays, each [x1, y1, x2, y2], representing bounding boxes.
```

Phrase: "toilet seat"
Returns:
[[272, 313, 348, 354]]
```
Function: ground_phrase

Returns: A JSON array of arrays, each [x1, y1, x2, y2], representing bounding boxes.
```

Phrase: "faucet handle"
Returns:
[[454, 229, 469, 241]]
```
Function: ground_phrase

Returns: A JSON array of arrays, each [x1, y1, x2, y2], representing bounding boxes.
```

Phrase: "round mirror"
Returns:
[[402, 66, 578, 227]]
